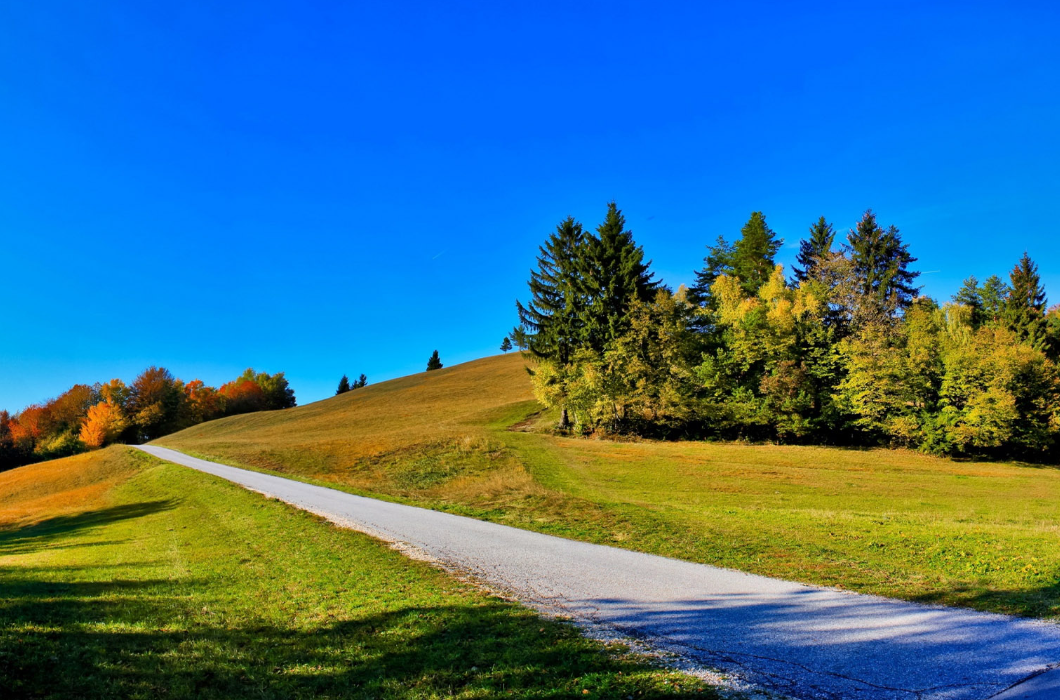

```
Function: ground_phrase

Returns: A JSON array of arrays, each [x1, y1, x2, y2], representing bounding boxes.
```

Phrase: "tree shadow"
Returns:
[[0, 500, 176, 556], [0, 574, 710, 699]]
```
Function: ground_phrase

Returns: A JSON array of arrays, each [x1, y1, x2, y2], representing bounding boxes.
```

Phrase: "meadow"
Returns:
[[0, 445, 711, 698], [158, 354, 1060, 619]]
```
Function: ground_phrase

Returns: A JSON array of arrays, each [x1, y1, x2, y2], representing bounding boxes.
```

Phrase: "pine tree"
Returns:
[[689, 235, 735, 309], [516, 216, 588, 366], [355, 373, 368, 388], [579, 202, 661, 353], [846, 210, 919, 314], [426, 350, 443, 371], [980, 275, 1010, 325], [952, 276, 983, 327], [792, 216, 835, 283], [500, 337, 513, 353], [1005, 252, 1047, 347], [336, 375, 351, 395], [731, 211, 782, 295]]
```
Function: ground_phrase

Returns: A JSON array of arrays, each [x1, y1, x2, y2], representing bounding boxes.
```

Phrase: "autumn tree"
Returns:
[[79, 401, 127, 448], [126, 367, 187, 441]]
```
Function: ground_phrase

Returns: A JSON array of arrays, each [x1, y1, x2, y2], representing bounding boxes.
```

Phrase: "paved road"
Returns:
[[137, 445, 1060, 700]]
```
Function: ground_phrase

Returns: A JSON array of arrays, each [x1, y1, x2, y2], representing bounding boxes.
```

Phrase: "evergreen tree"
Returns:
[[355, 373, 368, 388], [731, 211, 782, 295], [689, 235, 735, 310], [846, 210, 919, 314], [980, 275, 1010, 325], [1006, 253, 1047, 347], [516, 216, 588, 365], [952, 276, 983, 327], [500, 337, 513, 353], [792, 216, 835, 283], [426, 350, 443, 371], [579, 202, 661, 353], [336, 375, 351, 395]]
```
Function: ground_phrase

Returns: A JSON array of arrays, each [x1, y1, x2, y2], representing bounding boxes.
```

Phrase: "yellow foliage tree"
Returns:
[[79, 401, 126, 449]]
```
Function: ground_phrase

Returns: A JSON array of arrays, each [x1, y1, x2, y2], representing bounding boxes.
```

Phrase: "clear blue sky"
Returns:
[[1, 1, 1058, 412]]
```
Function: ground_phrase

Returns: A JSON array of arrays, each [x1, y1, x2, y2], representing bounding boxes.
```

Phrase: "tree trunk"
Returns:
[[559, 407, 570, 430]]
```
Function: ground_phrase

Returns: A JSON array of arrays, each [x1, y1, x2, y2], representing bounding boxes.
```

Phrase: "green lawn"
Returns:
[[155, 355, 1060, 620], [0, 446, 715, 699]]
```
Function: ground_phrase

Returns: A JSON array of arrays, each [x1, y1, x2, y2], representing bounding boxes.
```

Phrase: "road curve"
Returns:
[[136, 444, 1060, 700]]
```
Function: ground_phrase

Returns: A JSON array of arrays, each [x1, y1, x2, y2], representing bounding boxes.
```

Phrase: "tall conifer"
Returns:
[[732, 212, 782, 295], [336, 375, 351, 395], [579, 202, 660, 352], [952, 276, 983, 327], [426, 351, 443, 371], [980, 275, 1010, 325], [516, 216, 588, 365], [689, 236, 735, 310], [847, 210, 919, 313], [1006, 253, 1047, 347], [792, 216, 834, 283]]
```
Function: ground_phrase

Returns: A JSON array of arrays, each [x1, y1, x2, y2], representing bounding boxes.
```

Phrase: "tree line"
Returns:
[[516, 203, 1060, 460], [0, 366, 295, 471]]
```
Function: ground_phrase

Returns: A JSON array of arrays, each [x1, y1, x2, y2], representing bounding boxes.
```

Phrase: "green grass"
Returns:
[[155, 354, 1060, 620], [0, 446, 716, 699]]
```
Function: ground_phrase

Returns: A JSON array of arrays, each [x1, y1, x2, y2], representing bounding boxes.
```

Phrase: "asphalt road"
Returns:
[[136, 444, 1060, 700]]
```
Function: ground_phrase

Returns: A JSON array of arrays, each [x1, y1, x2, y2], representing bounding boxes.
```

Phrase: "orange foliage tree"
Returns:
[[79, 401, 127, 449]]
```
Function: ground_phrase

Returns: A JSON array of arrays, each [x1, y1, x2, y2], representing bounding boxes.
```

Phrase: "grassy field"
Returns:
[[156, 353, 1060, 620], [0, 445, 715, 698]]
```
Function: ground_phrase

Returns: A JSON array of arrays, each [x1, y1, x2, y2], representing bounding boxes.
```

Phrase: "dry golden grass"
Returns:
[[157, 354, 534, 481], [0, 446, 143, 528]]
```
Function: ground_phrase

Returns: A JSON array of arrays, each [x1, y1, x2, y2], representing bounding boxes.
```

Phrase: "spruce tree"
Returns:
[[731, 211, 782, 295], [579, 202, 661, 352], [689, 235, 735, 309], [952, 276, 983, 327], [426, 350, 443, 371], [980, 275, 1010, 325], [516, 216, 588, 366], [500, 337, 513, 353], [846, 210, 919, 314], [336, 375, 351, 395], [1005, 252, 1047, 347], [792, 216, 835, 283], [355, 374, 368, 388]]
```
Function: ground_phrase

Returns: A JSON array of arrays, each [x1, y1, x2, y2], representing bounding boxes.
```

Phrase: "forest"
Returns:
[[516, 203, 1060, 460], [0, 367, 295, 470]]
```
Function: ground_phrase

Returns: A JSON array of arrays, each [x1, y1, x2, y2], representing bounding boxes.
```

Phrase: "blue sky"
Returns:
[[1, 1, 1058, 411]]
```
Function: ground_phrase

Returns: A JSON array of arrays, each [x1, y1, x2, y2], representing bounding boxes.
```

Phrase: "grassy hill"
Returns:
[[0, 445, 711, 698], [157, 353, 1060, 620]]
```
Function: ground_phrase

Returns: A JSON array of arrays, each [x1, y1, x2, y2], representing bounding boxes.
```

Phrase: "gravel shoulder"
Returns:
[[136, 445, 1060, 700]]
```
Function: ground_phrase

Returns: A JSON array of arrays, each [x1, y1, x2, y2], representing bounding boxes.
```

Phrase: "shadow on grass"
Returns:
[[0, 574, 709, 699], [0, 501, 176, 556]]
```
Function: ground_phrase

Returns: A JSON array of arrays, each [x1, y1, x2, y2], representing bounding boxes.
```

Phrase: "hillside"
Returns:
[[0, 445, 709, 698], [156, 353, 1060, 620]]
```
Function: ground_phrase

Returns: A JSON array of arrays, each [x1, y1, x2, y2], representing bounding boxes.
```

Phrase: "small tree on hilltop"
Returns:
[[426, 350, 443, 371], [500, 337, 513, 353], [355, 374, 368, 388], [336, 375, 351, 395]]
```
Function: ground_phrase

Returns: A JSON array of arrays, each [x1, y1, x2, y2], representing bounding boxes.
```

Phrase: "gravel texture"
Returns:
[[137, 445, 1060, 700]]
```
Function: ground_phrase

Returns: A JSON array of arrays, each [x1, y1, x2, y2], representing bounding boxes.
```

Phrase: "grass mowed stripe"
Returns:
[[0, 446, 714, 699], [158, 354, 1060, 620]]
